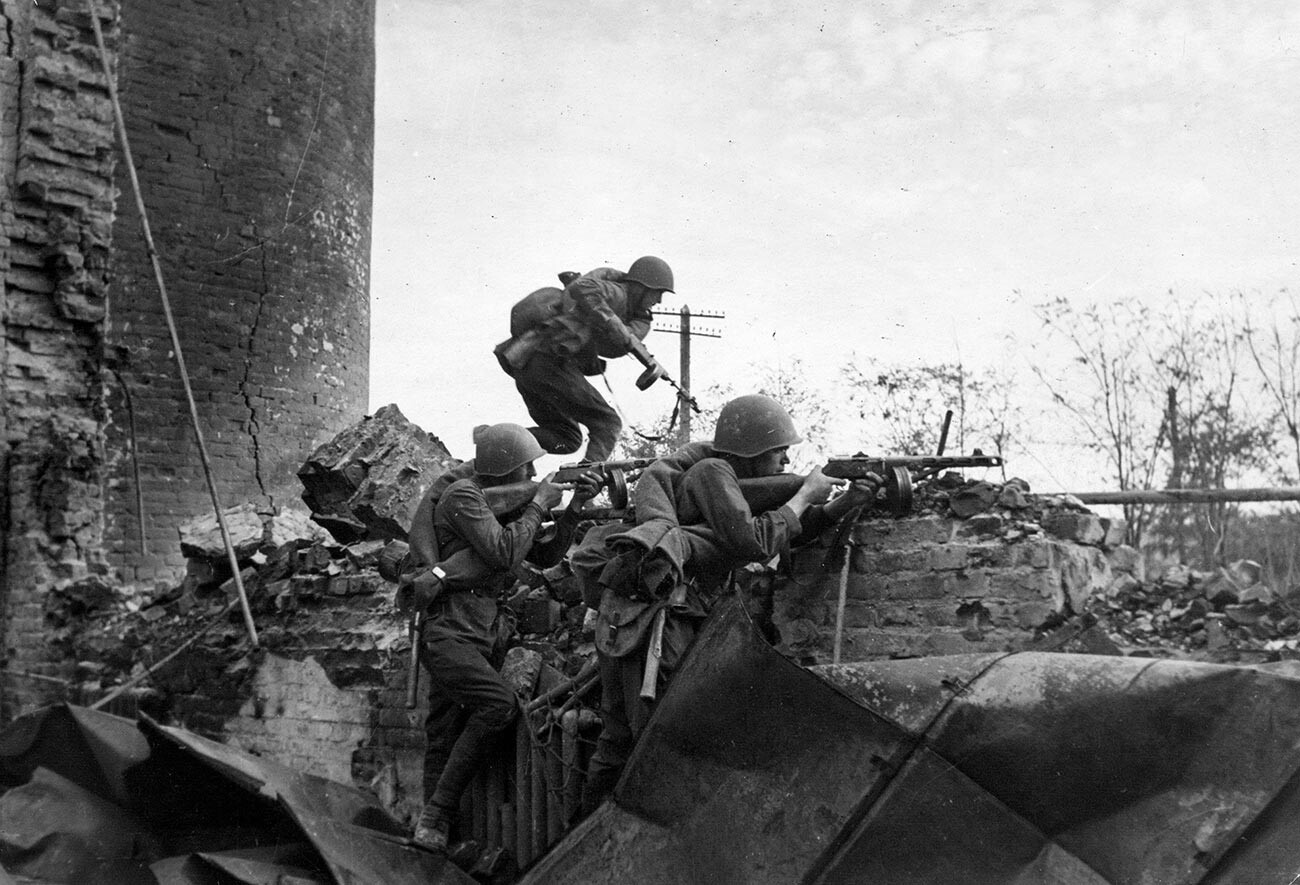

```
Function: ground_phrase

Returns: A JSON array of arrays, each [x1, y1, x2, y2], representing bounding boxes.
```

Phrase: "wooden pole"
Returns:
[[1067, 488, 1300, 505], [679, 306, 692, 446], [515, 719, 531, 866], [832, 543, 852, 665]]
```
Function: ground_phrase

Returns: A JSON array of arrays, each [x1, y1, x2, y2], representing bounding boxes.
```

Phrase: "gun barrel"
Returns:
[[825, 454, 1003, 479], [553, 459, 655, 485]]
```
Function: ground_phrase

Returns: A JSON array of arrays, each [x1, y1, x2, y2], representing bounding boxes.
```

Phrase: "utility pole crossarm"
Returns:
[[646, 305, 725, 446]]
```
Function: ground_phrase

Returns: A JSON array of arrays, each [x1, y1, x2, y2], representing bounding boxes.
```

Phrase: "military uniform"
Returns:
[[420, 478, 582, 819], [579, 453, 838, 813], [495, 267, 657, 462]]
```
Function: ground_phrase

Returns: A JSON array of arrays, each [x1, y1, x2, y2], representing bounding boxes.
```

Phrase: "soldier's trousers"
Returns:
[[513, 352, 621, 462], [422, 635, 518, 815], [579, 650, 653, 817]]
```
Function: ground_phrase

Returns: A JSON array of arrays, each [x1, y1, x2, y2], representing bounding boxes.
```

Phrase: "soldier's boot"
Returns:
[[412, 802, 452, 853]]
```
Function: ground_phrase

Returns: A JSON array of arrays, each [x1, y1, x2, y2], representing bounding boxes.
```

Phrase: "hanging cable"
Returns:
[[86, 1, 258, 647]]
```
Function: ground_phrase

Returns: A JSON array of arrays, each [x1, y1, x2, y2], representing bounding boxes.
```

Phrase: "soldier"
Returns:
[[411, 423, 600, 853], [577, 394, 880, 813], [493, 256, 675, 462]]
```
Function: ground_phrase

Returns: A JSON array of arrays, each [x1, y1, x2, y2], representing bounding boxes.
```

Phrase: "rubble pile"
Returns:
[[59, 525, 598, 740], [838, 472, 1300, 665], [58, 506, 389, 715], [1082, 559, 1300, 663]]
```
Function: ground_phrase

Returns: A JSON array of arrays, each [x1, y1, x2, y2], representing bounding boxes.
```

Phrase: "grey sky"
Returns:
[[369, 0, 1300, 489]]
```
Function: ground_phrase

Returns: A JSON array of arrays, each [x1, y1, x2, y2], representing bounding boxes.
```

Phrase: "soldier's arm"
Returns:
[[441, 482, 548, 570], [680, 460, 802, 563]]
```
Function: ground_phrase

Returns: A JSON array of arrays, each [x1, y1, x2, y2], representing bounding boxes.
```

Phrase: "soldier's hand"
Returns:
[[567, 469, 604, 508], [411, 570, 445, 612], [840, 474, 882, 508], [823, 473, 882, 520], [535, 473, 565, 511], [796, 468, 840, 506]]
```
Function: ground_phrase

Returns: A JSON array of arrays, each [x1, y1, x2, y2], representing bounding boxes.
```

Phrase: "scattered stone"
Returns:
[[948, 482, 999, 518], [501, 647, 544, 698], [180, 503, 266, 560]]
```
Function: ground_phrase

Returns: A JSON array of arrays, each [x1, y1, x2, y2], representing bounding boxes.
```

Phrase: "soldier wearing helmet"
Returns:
[[493, 256, 675, 462], [579, 395, 880, 813], [411, 423, 601, 853]]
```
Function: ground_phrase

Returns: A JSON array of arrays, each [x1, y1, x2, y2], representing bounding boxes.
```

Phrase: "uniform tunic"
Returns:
[[420, 478, 580, 813], [501, 267, 654, 461], [581, 455, 836, 814]]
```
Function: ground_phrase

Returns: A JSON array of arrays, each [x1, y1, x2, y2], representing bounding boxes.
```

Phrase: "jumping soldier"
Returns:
[[411, 423, 600, 853], [577, 394, 881, 813], [493, 256, 675, 462]]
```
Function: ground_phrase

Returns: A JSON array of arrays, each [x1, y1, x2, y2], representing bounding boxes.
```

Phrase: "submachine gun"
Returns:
[[485, 449, 1004, 521], [731, 451, 1004, 517]]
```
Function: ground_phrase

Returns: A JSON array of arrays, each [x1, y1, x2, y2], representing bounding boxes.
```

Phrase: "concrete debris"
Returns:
[[180, 502, 330, 560], [297, 403, 459, 544]]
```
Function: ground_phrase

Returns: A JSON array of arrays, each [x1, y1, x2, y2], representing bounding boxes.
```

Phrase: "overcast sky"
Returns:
[[369, 0, 1299, 491]]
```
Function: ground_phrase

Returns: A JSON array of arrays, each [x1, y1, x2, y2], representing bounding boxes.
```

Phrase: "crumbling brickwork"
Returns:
[[1, 0, 118, 721], [771, 492, 1136, 662]]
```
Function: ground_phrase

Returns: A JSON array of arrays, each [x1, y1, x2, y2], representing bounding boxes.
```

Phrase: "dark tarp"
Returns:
[[0, 703, 473, 885], [521, 599, 1300, 884]]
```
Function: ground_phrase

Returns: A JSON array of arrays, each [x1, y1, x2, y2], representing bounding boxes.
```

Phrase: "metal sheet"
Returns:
[[0, 704, 475, 885], [526, 598, 1300, 884]]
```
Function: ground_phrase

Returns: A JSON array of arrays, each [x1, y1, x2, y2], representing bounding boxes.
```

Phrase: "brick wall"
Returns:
[[770, 505, 1137, 663], [133, 568, 425, 823], [0, 0, 118, 721], [102, 0, 376, 585], [1, 0, 376, 721]]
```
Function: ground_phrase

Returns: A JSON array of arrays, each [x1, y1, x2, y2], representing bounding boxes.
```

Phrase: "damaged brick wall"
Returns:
[[1, 0, 118, 722], [770, 480, 1137, 662], [2, 0, 376, 722], [102, 0, 375, 584]]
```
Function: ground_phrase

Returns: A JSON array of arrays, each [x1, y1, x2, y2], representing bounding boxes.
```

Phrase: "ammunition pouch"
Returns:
[[595, 594, 663, 659]]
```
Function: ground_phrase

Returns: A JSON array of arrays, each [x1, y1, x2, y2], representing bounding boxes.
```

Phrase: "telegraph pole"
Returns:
[[652, 306, 724, 445]]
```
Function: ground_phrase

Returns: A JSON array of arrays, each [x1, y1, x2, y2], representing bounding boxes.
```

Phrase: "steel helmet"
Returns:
[[625, 256, 674, 293], [711, 394, 803, 457], [473, 423, 545, 476]]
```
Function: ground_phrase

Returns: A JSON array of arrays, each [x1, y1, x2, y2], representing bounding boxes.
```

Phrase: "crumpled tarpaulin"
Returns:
[[522, 599, 1300, 884], [0, 704, 473, 885]]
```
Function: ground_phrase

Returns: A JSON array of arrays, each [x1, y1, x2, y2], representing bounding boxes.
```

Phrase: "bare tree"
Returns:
[[1150, 301, 1275, 564], [841, 357, 1022, 470], [1025, 293, 1277, 557], [1239, 290, 1300, 482], [1023, 296, 1169, 545]]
